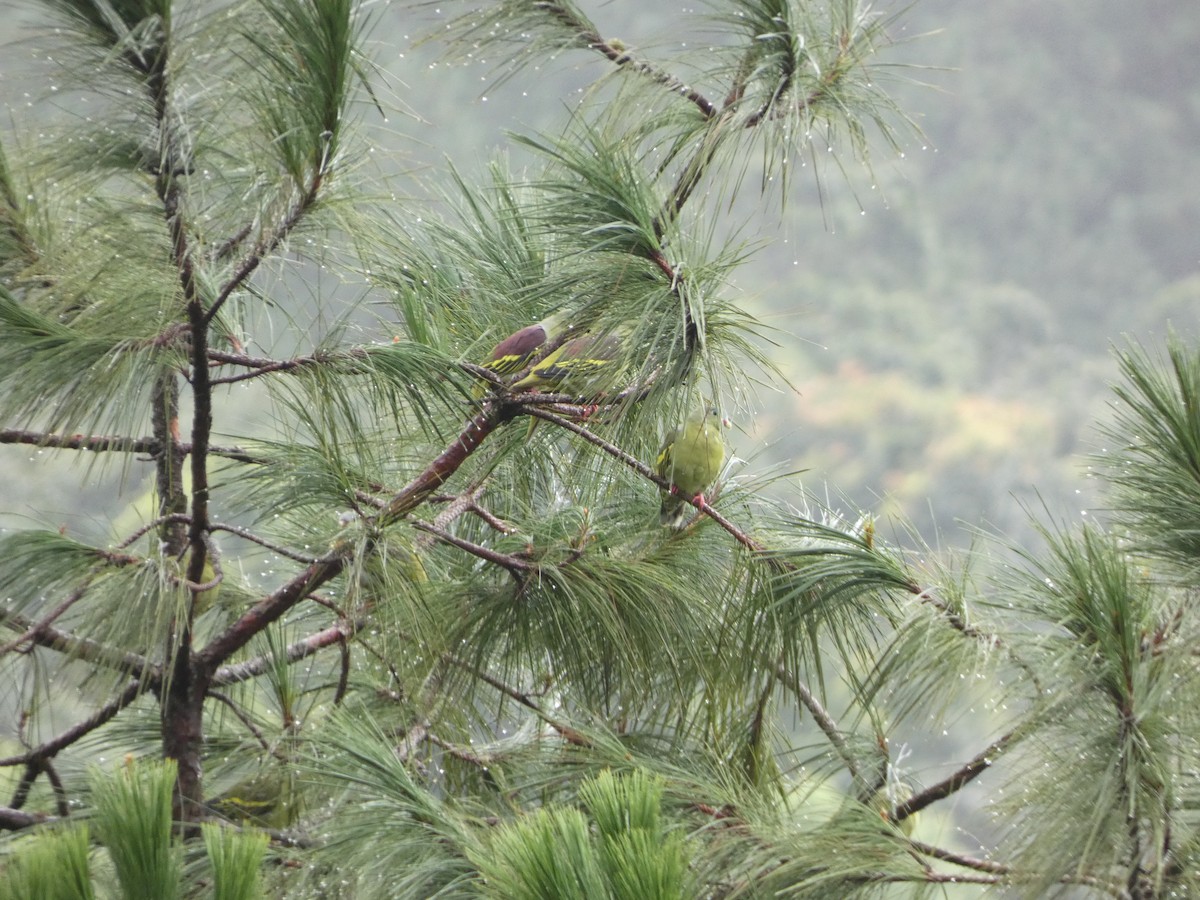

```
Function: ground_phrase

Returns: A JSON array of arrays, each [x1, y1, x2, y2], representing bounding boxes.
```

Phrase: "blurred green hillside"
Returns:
[[2, 0, 1197, 546]]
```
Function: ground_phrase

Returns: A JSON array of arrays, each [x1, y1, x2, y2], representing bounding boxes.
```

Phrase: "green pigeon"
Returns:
[[475, 312, 568, 394], [656, 408, 727, 528], [509, 324, 627, 395]]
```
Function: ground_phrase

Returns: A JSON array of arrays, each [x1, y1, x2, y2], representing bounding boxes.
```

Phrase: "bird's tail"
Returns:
[[659, 495, 688, 528]]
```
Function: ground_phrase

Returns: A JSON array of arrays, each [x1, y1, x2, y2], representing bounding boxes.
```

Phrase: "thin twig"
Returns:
[[427, 731, 497, 768], [207, 349, 326, 384], [907, 840, 1130, 897], [204, 178, 322, 325], [908, 839, 1009, 874], [910, 586, 1044, 696], [411, 519, 533, 575], [118, 513, 192, 549], [444, 653, 589, 746], [0, 572, 101, 656], [532, 2, 717, 118], [207, 690, 274, 755], [209, 522, 323, 564], [774, 663, 861, 782], [427, 483, 514, 535]]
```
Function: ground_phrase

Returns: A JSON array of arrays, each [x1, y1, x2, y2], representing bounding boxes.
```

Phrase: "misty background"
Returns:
[[2, 0, 1198, 550]]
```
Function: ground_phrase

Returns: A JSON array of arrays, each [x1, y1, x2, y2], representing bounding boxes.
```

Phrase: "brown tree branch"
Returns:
[[201, 406, 515, 675], [411, 519, 534, 575], [0, 678, 144, 767], [0, 428, 265, 465], [195, 554, 349, 679], [207, 348, 328, 384], [531, 2, 717, 119], [211, 618, 361, 688], [207, 690, 274, 755], [906, 840, 1130, 897], [894, 728, 1023, 823], [1, 614, 158, 680], [380, 405, 513, 524], [204, 177, 322, 325], [9, 762, 37, 810], [0, 429, 154, 454], [0, 572, 101, 657], [774, 663, 862, 783]]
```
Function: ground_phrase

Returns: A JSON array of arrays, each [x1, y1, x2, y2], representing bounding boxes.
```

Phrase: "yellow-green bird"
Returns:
[[179, 547, 220, 616], [509, 324, 627, 395], [475, 312, 568, 393], [656, 408, 728, 528], [209, 768, 299, 830]]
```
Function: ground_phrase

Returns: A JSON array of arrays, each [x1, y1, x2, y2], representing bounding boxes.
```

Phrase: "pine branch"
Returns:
[[909, 585, 1044, 695], [211, 617, 360, 688], [445, 652, 590, 747], [411, 519, 534, 576], [201, 405, 515, 675], [204, 179, 323, 325], [207, 690, 275, 755], [0, 432, 265, 468], [0, 678, 144, 768], [380, 405, 513, 524], [41, 759, 70, 818], [426, 485, 517, 538], [208, 348, 328, 384], [195, 553, 350, 678], [0, 428, 266, 464], [1, 614, 157, 679], [531, 2, 718, 119], [907, 840, 1131, 898], [774, 663, 862, 783], [209, 522, 323, 564], [907, 839, 1008, 875], [0, 429, 153, 453], [9, 762, 37, 810], [426, 731, 499, 768], [894, 728, 1023, 822], [0, 571, 101, 656]]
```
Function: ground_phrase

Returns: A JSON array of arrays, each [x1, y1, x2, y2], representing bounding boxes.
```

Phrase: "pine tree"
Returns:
[[1, 1, 1197, 898]]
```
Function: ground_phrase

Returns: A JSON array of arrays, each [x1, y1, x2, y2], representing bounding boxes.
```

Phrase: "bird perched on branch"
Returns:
[[475, 312, 568, 394], [656, 407, 728, 528], [209, 767, 299, 829], [509, 324, 629, 396], [179, 546, 220, 616]]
